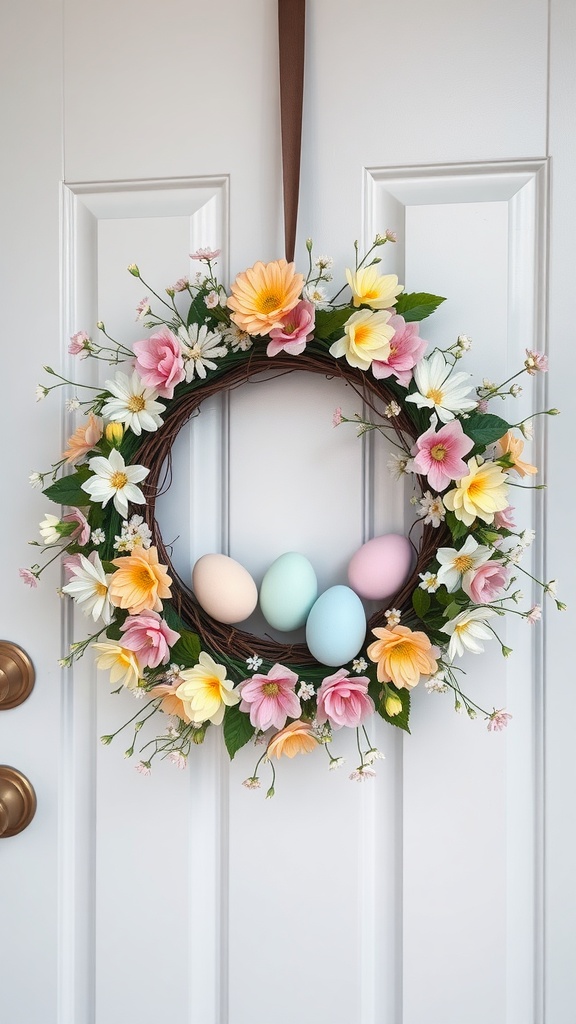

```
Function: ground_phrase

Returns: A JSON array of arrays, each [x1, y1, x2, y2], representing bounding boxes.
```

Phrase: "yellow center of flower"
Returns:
[[206, 676, 222, 698], [110, 471, 128, 490], [127, 395, 146, 412], [134, 565, 154, 588], [95, 582, 108, 597], [454, 555, 474, 572], [353, 323, 371, 348], [430, 443, 447, 462], [257, 293, 281, 314], [467, 478, 484, 500], [262, 682, 280, 696], [389, 344, 397, 355], [284, 321, 295, 334], [426, 387, 444, 404]]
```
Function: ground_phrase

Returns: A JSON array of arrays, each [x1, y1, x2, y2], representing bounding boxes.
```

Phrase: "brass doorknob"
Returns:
[[0, 641, 35, 709], [0, 766, 37, 837]]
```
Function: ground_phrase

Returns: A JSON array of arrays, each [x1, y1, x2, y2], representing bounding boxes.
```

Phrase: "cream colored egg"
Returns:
[[192, 553, 258, 624]]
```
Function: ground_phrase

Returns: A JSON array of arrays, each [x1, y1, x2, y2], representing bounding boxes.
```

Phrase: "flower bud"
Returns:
[[385, 693, 403, 717], [105, 422, 124, 446], [97, 321, 105, 331], [127, 264, 140, 277], [305, 238, 313, 252]]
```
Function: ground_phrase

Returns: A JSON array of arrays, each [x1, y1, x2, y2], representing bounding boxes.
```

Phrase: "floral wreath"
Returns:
[[23, 234, 562, 795]]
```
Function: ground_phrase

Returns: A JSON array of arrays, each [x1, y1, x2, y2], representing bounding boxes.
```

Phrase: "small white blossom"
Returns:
[[312, 719, 332, 743], [425, 671, 449, 694], [349, 765, 377, 781], [113, 514, 152, 552], [205, 290, 219, 309], [457, 334, 472, 351], [314, 255, 334, 270], [384, 400, 401, 418], [526, 604, 542, 624], [66, 397, 81, 412], [222, 324, 253, 352], [519, 528, 535, 548], [246, 655, 263, 672], [302, 284, 330, 309], [417, 492, 446, 527], [29, 472, 43, 489], [419, 571, 440, 593], [352, 657, 368, 674], [510, 384, 523, 397], [387, 453, 410, 479], [329, 757, 345, 771], [297, 681, 315, 701], [36, 385, 48, 401], [90, 528, 105, 545], [520, 419, 534, 440], [364, 747, 385, 764], [168, 751, 187, 770], [385, 608, 401, 627], [545, 579, 557, 596], [243, 776, 261, 790]]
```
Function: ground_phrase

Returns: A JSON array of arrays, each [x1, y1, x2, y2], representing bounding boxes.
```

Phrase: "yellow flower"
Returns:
[[266, 719, 317, 759], [496, 431, 537, 478], [384, 691, 403, 717], [443, 457, 509, 527], [175, 652, 240, 725], [346, 266, 403, 309], [367, 625, 438, 689], [329, 309, 395, 370], [92, 641, 141, 690], [227, 259, 304, 336], [108, 545, 172, 615]]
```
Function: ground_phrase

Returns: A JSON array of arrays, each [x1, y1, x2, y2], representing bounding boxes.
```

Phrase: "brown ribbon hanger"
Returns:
[[278, 0, 306, 264]]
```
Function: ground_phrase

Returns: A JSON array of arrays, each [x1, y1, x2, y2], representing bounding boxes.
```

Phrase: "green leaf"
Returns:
[[395, 292, 446, 322], [314, 307, 352, 340], [443, 601, 462, 621], [378, 687, 411, 733], [169, 629, 201, 667], [106, 609, 128, 641], [434, 587, 453, 606], [463, 412, 511, 447], [412, 587, 431, 620], [446, 510, 469, 542], [187, 290, 210, 327], [223, 702, 255, 759], [43, 470, 90, 508]]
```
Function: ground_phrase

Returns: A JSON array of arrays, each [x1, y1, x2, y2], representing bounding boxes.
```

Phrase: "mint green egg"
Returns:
[[260, 552, 318, 631]]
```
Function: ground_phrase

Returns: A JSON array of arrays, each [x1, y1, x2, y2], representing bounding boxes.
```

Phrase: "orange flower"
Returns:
[[149, 683, 192, 722], [108, 545, 172, 615], [367, 625, 439, 689], [62, 413, 103, 464], [266, 719, 317, 759], [496, 431, 537, 478], [227, 259, 304, 336]]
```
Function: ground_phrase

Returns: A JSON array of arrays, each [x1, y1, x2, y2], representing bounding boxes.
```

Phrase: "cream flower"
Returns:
[[81, 448, 149, 519], [92, 641, 141, 690], [39, 513, 61, 546], [443, 457, 509, 526], [436, 535, 493, 593], [441, 607, 496, 660], [405, 350, 477, 423], [329, 309, 394, 371], [346, 266, 403, 309], [102, 371, 165, 436], [62, 552, 113, 624], [178, 323, 228, 380], [175, 652, 240, 725]]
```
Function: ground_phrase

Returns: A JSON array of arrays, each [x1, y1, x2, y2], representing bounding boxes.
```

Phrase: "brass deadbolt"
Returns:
[[0, 766, 37, 837], [0, 641, 35, 709]]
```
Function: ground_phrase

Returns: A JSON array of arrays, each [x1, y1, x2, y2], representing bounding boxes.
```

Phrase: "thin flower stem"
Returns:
[[355, 727, 365, 767]]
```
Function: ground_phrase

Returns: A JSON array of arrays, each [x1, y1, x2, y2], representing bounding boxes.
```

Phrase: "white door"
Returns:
[[1, 2, 573, 1022]]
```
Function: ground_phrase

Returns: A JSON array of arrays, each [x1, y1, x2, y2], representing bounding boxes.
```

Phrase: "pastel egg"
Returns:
[[305, 585, 366, 667], [192, 553, 258, 624], [260, 552, 318, 632], [347, 534, 414, 602]]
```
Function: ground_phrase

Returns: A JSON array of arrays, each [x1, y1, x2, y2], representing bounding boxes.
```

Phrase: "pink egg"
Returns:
[[347, 534, 414, 602]]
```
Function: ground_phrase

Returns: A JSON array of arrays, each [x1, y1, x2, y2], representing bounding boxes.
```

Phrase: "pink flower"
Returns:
[[494, 505, 516, 530], [524, 349, 548, 375], [135, 297, 151, 321], [371, 315, 427, 386], [238, 663, 301, 731], [476, 399, 489, 413], [133, 327, 185, 399], [63, 508, 90, 546], [172, 277, 189, 292], [462, 561, 510, 603], [316, 669, 375, 730], [332, 406, 343, 427], [62, 554, 83, 582], [487, 709, 512, 732], [120, 610, 180, 669], [526, 604, 542, 624], [68, 330, 91, 357], [411, 415, 474, 491], [190, 248, 221, 261], [19, 568, 38, 588], [266, 299, 315, 357], [135, 761, 151, 775]]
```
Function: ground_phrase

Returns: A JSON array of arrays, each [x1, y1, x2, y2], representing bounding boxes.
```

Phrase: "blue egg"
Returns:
[[260, 552, 318, 631], [305, 585, 367, 667]]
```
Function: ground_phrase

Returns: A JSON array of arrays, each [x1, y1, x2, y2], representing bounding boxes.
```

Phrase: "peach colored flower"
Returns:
[[108, 545, 172, 615], [149, 682, 192, 722], [227, 259, 304, 336], [266, 719, 318, 759], [62, 413, 103, 464], [367, 625, 439, 689], [496, 431, 537, 478]]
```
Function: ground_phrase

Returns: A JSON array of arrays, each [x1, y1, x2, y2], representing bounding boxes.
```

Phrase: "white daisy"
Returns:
[[62, 552, 113, 624], [436, 535, 492, 593], [81, 448, 149, 518], [406, 350, 477, 423], [387, 452, 411, 479], [178, 323, 227, 380], [302, 283, 330, 309], [417, 492, 446, 527], [102, 370, 165, 436], [441, 607, 496, 660], [29, 472, 44, 489], [222, 323, 253, 352]]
